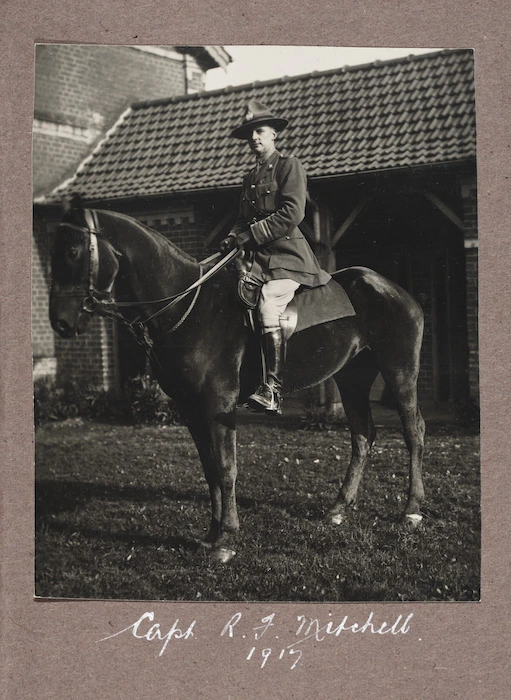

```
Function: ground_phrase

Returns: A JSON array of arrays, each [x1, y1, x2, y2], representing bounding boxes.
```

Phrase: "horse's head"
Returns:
[[50, 203, 120, 338]]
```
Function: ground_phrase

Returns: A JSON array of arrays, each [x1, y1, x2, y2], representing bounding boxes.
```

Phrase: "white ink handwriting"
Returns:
[[96, 611, 196, 656], [291, 612, 414, 648]]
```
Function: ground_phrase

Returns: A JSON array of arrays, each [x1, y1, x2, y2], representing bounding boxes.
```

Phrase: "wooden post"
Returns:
[[308, 196, 345, 420], [323, 204, 344, 419]]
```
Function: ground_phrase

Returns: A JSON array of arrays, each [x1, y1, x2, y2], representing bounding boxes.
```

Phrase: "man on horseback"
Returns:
[[219, 100, 330, 415]]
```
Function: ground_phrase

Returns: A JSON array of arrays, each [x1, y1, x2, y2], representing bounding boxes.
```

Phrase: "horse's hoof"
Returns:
[[326, 507, 346, 525], [401, 513, 423, 529], [200, 539, 213, 549], [212, 546, 236, 563], [330, 512, 345, 526]]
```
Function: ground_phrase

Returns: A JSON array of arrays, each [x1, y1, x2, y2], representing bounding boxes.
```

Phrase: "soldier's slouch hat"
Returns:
[[230, 99, 288, 139]]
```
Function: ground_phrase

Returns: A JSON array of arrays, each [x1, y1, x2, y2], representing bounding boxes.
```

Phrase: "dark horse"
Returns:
[[50, 205, 425, 562]]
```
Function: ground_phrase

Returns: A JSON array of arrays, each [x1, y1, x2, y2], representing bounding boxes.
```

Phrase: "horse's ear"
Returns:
[[61, 193, 83, 213]]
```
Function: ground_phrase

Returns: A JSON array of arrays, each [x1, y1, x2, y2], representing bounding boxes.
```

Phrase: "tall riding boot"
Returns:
[[247, 329, 286, 415]]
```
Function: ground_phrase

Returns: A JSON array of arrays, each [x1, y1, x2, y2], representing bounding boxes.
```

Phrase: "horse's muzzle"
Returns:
[[51, 318, 76, 338], [50, 296, 92, 337]]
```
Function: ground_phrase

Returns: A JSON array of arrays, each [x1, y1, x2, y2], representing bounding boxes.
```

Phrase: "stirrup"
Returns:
[[247, 383, 282, 415]]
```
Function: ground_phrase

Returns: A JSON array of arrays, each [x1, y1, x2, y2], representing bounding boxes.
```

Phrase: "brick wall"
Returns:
[[133, 194, 238, 259], [54, 316, 117, 391], [184, 54, 208, 94], [32, 216, 54, 360], [34, 45, 190, 197], [33, 130, 92, 196], [35, 44, 186, 132], [136, 204, 205, 258]]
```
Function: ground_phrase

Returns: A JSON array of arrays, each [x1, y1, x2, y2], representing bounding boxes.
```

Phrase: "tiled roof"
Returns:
[[46, 49, 475, 203]]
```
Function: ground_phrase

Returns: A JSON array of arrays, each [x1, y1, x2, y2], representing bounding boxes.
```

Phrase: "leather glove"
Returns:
[[236, 230, 252, 247], [219, 229, 252, 253], [219, 235, 237, 253]]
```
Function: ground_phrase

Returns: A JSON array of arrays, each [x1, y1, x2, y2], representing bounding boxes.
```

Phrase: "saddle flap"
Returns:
[[238, 277, 261, 310], [243, 299, 297, 341]]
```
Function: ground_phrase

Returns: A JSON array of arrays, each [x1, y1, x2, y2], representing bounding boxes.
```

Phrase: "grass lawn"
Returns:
[[35, 418, 480, 602]]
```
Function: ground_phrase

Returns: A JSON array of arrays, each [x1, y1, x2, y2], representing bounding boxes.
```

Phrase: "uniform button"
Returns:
[[286, 236, 290, 239], [251, 184, 255, 188], [268, 164, 273, 168], [251, 200, 255, 204]]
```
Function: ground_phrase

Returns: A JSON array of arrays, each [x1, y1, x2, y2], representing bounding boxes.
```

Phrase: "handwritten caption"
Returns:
[[96, 610, 414, 670]]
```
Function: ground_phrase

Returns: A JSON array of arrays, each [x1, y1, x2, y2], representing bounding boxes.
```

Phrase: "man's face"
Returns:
[[248, 124, 277, 159]]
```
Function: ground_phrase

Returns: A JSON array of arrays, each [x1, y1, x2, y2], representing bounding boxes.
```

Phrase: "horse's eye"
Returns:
[[67, 247, 80, 260]]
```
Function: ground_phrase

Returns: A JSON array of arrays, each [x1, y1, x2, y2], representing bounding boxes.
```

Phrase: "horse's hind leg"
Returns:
[[327, 350, 379, 525], [381, 367, 425, 526]]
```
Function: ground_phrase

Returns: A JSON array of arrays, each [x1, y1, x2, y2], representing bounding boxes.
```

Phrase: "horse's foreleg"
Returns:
[[206, 414, 239, 562], [204, 482, 222, 544], [213, 414, 240, 559], [327, 353, 378, 525], [186, 407, 239, 561], [185, 417, 221, 543]]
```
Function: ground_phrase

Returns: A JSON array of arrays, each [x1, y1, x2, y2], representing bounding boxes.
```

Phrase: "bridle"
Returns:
[[56, 209, 240, 355], [82, 209, 104, 312], [53, 209, 113, 312]]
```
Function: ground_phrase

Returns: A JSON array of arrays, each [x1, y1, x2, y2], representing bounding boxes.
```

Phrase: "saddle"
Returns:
[[237, 273, 356, 340]]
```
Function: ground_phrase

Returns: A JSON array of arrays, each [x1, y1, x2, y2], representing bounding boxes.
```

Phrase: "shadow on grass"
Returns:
[[37, 517, 202, 552], [36, 478, 258, 518], [36, 476, 417, 534], [35, 478, 259, 552]]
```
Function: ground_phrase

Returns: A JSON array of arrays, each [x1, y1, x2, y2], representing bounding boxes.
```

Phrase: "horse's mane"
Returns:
[[101, 209, 199, 266]]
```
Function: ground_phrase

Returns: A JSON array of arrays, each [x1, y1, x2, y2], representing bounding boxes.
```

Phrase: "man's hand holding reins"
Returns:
[[219, 229, 251, 254]]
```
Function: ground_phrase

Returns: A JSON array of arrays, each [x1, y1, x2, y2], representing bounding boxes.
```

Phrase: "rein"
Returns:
[[60, 210, 240, 358], [110, 247, 238, 323]]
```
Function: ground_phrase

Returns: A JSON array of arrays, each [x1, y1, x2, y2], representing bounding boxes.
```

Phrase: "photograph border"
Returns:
[[1, 1, 509, 696]]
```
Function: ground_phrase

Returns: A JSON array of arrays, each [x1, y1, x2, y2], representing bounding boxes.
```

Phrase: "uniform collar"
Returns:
[[253, 150, 281, 179], [256, 149, 280, 167]]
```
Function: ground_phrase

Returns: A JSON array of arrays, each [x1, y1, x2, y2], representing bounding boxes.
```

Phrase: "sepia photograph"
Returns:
[[33, 44, 480, 602]]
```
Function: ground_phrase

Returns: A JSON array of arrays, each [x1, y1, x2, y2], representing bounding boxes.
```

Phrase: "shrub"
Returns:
[[33, 376, 53, 425], [122, 374, 181, 426], [300, 388, 345, 430], [33, 377, 118, 426], [33, 375, 181, 426]]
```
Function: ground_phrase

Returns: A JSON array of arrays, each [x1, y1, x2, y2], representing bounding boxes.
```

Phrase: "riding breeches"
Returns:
[[258, 278, 300, 333]]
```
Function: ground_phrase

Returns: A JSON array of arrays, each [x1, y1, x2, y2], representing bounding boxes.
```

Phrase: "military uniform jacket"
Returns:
[[231, 150, 331, 287]]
